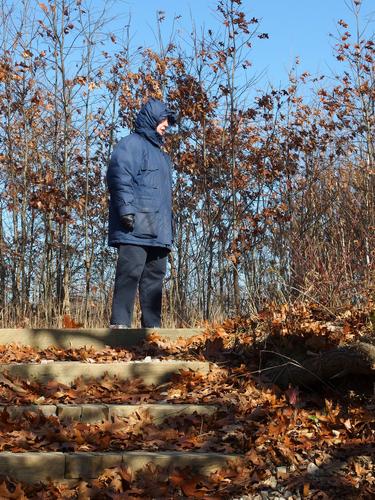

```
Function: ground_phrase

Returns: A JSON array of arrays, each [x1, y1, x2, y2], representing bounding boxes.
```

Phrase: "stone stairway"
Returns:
[[0, 328, 242, 484]]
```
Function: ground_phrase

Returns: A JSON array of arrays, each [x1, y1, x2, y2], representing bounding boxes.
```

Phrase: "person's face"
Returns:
[[156, 118, 169, 136]]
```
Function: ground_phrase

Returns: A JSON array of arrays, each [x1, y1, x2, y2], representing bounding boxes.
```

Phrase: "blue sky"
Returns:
[[109, 0, 374, 87]]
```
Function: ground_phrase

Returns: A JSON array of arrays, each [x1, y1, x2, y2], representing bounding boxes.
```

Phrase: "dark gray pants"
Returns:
[[110, 244, 169, 327]]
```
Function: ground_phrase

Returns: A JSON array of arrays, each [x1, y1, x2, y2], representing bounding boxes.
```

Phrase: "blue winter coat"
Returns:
[[107, 99, 175, 249]]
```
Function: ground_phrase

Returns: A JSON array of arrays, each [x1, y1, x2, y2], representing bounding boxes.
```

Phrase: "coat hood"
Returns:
[[134, 98, 176, 147]]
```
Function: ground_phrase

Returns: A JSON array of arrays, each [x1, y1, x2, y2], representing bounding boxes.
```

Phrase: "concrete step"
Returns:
[[0, 328, 204, 349], [0, 360, 212, 385], [0, 451, 241, 482], [0, 403, 218, 423]]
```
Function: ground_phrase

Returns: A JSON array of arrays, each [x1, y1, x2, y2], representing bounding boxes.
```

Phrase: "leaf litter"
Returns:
[[0, 301, 373, 498]]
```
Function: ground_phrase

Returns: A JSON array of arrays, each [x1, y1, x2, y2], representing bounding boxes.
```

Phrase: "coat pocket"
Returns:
[[132, 211, 158, 239], [137, 166, 159, 189]]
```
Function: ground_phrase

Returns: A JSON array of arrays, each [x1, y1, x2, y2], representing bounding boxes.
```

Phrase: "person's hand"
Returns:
[[120, 214, 135, 231]]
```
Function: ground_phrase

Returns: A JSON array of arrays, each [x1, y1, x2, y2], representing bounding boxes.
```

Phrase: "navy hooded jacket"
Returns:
[[107, 99, 175, 249]]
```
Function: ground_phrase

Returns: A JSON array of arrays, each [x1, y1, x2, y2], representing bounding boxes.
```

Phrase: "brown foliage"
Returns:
[[0, 0, 373, 329], [0, 302, 374, 497]]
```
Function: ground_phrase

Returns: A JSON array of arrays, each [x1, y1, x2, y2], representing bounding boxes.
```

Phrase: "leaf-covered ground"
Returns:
[[0, 302, 374, 498], [1, 301, 373, 363]]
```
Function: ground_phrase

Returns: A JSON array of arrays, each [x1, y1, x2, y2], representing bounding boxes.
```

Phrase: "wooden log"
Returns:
[[265, 342, 375, 388]]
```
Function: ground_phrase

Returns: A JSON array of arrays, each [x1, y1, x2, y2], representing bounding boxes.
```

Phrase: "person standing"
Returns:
[[107, 98, 176, 328]]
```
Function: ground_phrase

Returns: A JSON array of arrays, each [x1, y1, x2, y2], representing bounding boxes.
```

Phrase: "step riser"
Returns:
[[0, 404, 217, 423], [0, 360, 211, 385], [0, 452, 240, 482], [0, 329, 225, 485], [0, 328, 203, 349]]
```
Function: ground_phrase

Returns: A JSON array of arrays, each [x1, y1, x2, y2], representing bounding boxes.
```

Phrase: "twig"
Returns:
[[289, 286, 338, 318]]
